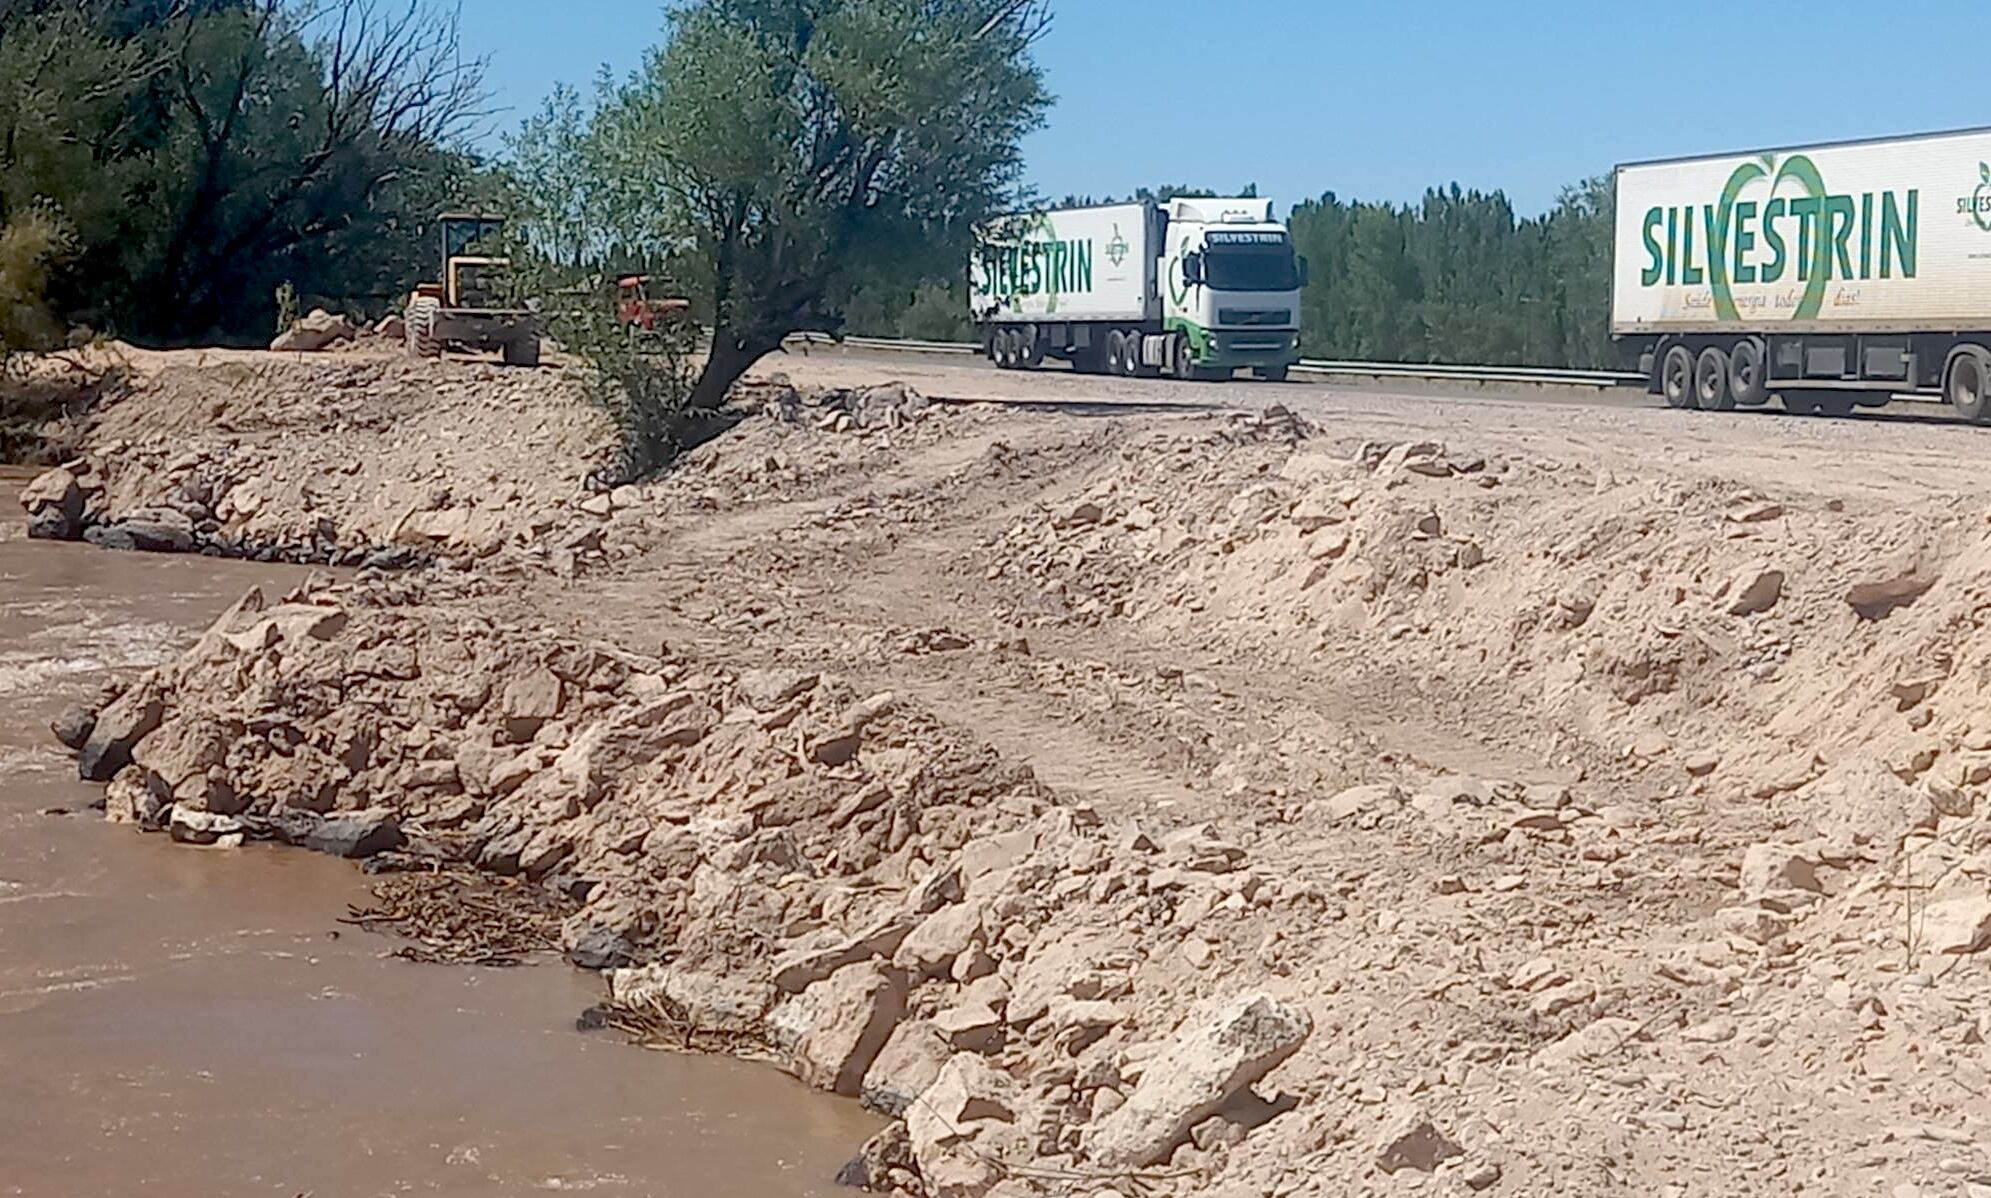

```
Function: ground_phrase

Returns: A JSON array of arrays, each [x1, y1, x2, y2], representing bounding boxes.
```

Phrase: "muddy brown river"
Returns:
[[0, 511, 874, 1195]]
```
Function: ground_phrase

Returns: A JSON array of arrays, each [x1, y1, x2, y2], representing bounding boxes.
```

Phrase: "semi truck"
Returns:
[[1614, 126, 1991, 420], [969, 196, 1305, 382]]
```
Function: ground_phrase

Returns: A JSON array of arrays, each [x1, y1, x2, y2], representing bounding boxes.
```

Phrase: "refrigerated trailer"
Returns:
[[1614, 126, 1991, 419], [969, 197, 1305, 382]]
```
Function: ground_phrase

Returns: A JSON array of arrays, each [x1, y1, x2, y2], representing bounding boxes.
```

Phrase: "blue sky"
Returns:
[[462, 0, 1986, 215]]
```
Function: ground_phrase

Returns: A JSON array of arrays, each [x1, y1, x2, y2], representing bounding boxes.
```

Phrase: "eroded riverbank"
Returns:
[[0, 537, 876, 1196]]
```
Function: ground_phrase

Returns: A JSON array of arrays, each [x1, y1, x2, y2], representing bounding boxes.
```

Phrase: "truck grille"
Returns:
[[1218, 309, 1293, 327]]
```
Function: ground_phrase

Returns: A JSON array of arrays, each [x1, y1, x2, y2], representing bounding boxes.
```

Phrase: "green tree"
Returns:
[[0, 0, 487, 343], [586, 0, 1052, 416]]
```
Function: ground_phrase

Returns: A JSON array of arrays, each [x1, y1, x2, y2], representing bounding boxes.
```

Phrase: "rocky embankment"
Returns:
[[20, 349, 1991, 1197]]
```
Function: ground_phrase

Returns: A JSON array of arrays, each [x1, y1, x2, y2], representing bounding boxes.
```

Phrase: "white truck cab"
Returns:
[[1162, 197, 1305, 380]]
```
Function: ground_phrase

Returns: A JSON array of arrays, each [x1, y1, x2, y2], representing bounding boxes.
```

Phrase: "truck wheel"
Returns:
[[1660, 345, 1693, 409], [1020, 326, 1045, 369], [1105, 331, 1128, 376], [502, 334, 541, 368], [1947, 349, 1991, 424], [1171, 333, 1197, 381], [1694, 346, 1733, 411], [1728, 339, 1769, 406], [1121, 331, 1144, 378], [1255, 364, 1290, 383], [405, 297, 442, 359]]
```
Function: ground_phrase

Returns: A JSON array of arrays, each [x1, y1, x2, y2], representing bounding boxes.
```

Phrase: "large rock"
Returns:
[[216, 603, 349, 654], [1847, 564, 1938, 620], [49, 704, 96, 750], [1921, 896, 1991, 955], [1724, 565, 1784, 617], [862, 1019, 953, 1115], [168, 807, 245, 846], [85, 506, 195, 553], [131, 717, 242, 814], [1374, 1105, 1465, 1174], [263, 808, 404, 859], [894, 902, 985, 980], [792, 962, 906, 1097], [835, 1122, 915, 1191], [501, 668, 565, 741], [270, 308, 356, 352], [608, 963, 772, 1035], [770, 913, 916, 993], [1087, 992, 1312, 1167], [905, 1054, 1022, 1198], [20, 467, 84, 540], [77, 683, 164, 781], [1739, 844, 1821, 896]]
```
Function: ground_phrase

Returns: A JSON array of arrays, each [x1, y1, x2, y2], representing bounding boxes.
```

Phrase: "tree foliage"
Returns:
[[0, 0, 486, 344], [1291, 177, 1615, 368], [572, 0, 1052, 414]]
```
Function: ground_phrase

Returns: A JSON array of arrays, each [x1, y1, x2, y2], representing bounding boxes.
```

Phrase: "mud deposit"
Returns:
[[0, 537, 875, 1197]]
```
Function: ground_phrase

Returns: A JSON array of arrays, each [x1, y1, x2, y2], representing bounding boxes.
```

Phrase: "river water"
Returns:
[[0, 499, 874, 1196]]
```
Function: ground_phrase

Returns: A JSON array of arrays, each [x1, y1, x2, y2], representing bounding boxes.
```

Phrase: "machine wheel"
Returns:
[[405, 297, 442, 359], [1727, 338, 1768, 406], [1660, 344, 1693, 409], [1947, 348, 1991, 424], [1694, 346, 1733, 411], [503, 333, 541, 368]]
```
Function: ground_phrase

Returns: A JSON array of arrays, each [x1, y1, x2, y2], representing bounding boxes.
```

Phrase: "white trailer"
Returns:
[[970, 197, 1305, 382], [1612, 126, 1991, 419]]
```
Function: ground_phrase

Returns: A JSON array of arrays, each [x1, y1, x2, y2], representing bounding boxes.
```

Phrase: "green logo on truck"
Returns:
[[1106, 225, 1129, 266], [1637, 154, 1918, 321], [1962, 163, 1991, 233]]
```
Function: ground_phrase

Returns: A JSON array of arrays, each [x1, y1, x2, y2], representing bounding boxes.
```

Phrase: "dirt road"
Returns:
[[15, 345, 1991, 1198]]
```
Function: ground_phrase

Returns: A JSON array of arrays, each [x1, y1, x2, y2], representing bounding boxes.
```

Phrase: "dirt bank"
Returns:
[[23, 349, 1991, 1197]]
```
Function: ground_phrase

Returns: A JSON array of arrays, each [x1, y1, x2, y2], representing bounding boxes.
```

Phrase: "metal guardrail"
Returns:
[[789, 332, 1643, 389]]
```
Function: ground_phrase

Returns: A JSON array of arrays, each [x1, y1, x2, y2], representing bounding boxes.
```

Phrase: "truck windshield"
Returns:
[[1205, 246, 1299, 292]]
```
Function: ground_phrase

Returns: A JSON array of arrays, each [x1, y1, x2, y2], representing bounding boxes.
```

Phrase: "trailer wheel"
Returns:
[[1728, 339, 1768, 406], [1121, 330, 1144, 378], [1255, 365, 1289, 383], [1660, 345, 1694, 409], [1020, 325, 1045, 369], [1105, 331, 1128, 376], [1947, 348, 1991, 424], [1694, 346, 1733, 411]]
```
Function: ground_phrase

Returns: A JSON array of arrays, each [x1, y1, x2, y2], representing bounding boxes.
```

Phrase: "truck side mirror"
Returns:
[[1298, 256, 1311, 286], [1183, 253, 1204, 286]]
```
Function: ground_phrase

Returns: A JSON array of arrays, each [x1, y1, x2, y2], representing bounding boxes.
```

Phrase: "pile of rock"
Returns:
[[51, 576, 1327, 1197], [758, 377, 935, 434], [17, 457, 426, 568]]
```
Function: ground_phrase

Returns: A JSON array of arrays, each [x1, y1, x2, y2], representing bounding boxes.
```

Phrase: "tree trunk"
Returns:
[[690, 327, 777, 412]]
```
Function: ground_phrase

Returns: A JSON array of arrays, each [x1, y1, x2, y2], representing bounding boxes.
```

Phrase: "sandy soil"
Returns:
[[20, 345, 1991, 1198]]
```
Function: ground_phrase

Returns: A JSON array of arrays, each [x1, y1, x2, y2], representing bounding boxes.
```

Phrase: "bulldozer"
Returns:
[[404, 213, 540, 367]]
